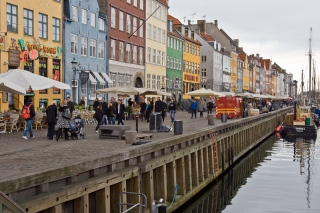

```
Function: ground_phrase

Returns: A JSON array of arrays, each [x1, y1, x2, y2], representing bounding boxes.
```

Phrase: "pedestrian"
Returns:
[[207, 99, 213, 114], [116, 99, 125, 125], [93, 104, 104, 133], [56, 100, 71, 141], [111, 97, 118, 120], [46, 100, 57, 140], [190, 99, 198, 119], [66, 96, 75, 117], [161, 99, 167, 122], [155, 97, 162, 113], [22, 98, 35, 139], [169, 99, 176, 123], [140, 99, 147, 121], [101, 97, 108, 125], [146, 100, 152, 123], [93, 98, 100, 110], [107, 102, 116, 125], [128, 98, 133, 107], [148, 98, 154, 113], [198, 98, 205, 117], [79, 96, 85, 107]]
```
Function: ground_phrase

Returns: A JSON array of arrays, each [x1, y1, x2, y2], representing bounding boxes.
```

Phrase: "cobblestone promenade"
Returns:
[[0, 111, 223, 184]]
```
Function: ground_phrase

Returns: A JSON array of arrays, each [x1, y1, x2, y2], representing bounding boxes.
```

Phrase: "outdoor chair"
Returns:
[[33, 111, 44, 130], [6, 114, 19, 133]]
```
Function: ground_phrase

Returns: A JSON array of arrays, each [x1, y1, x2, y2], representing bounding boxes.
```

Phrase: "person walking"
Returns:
[[145, 101, 152, 123], [94, 104, 104, 133], [66, 96, 75, 117], [190, 99, 198, 119], [207, 99, 214, 114], [22, 99, 36, 139], [198, 98, 205, 117], [169, 99, 176, 123], [117, 99, 125, 125], [101, 97, 108, 125], [93, 98, 100, 110], [140, 99, 147, 121], [161, 99, 167, 122], [107, 102, 116, 125], [79, 96, 85, 107], [55, 100, 71, 141], [46, 100, 57, 140], [155, 97, 162, 113]]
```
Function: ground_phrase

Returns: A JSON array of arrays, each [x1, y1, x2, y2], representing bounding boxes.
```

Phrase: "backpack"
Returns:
[[62, 108, 71, 120], [21, 104, 31, 120]]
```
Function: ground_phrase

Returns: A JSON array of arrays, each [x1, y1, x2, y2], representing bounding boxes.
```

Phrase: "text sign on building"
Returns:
[[8, 49, 20, 66], [79, 71, 89, 83], [173, 84, 180, 90], [0, 36, 5, 50]]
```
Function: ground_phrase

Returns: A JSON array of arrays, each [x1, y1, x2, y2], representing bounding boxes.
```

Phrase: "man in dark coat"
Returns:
[[66, 96, 75, 116], [46, 100, 57, 140], [101, 97, 108, 125], [117, 99, 126, 125], [93, 98, 100, 110], [155, 97, 162, 113], [22, 98, 36, 139], [161, 99, 167, 121], [140, 99, 147, 121]]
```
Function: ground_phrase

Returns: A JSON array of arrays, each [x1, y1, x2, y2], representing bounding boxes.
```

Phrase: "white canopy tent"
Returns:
[[0, 77, 26, 95]]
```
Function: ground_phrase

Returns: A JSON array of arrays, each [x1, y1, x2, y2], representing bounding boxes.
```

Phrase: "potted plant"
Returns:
[[125, 106, 133, 120]]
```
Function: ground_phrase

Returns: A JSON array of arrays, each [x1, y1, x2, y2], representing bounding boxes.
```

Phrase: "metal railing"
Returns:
[[0, 191, 25, 213], [119, 192, 147, 213]]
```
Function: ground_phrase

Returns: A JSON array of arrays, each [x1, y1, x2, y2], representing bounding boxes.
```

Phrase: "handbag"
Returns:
[[62, 108, 71, 120]]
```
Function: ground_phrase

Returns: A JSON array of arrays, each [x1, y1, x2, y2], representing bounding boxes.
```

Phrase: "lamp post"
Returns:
[[289, 78, 292, 98], [71, 58, 88, 104]]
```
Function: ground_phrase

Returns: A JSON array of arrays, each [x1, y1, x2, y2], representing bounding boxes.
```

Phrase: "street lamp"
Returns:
[[71, 58, 88, 103], [289, 78, 292, 98]]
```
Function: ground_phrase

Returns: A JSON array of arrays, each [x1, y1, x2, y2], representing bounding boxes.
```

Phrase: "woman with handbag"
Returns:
[[55, 100, 71, 141]]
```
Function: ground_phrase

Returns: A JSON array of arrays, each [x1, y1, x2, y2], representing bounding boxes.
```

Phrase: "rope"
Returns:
[[167, 183, 179, 209]]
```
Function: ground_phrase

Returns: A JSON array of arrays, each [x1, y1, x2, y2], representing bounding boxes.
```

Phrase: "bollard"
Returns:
[[208, 114, 215, 125], [125, 130, 137, 145], [174, 120, 183, 135]]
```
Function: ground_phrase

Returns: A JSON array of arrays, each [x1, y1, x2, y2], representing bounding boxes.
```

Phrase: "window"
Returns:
[[157, 75, 161, 89], [119, 75, 124, 87], [147, 0, 151, 14], [170, 57, 172, 68], [147, 47, 151, 63], [81, 9, 87, 24], [91, 12, 95, 27], [152, 49, 156, 63], [139, 47, 143, 64], [119, 42, 124, 61], [152, 75, 156, 89], [133, 17, 137, 36], [133, 0, 137, 7], [157, 28, 161, 42], [38, 13, 47, 39], [167, 37, 170, 47], [111, 7, 116, 28], [71, 34, 78, 54], [153, 26, 156, 40], [126, 14, 131, 33], [133, 46, 137, 63], [147, 23, 151, 39], [152, 1, 156, 17], [6, 3, 18, 32], [162, 30, 165, 44], [139, 20, 143, 38], [72, 6, 78, 21], [127, 0, 131, 3], [186, 43, 189, 53], [126, 43, 131, 62], [139, 0, 144, 10], [99, 42, 104, 59], [147, 74, 151, 88], [52, 18, 60, 41], [90, 39, 96, 57], [98, 18, 104, 31], [161, 51, 165, 66], [110, 39, 116, 59], [167, 56, 169, 68], [202, 56, 207, 62], [157, 50, 161, 64], [126, 75, 131, 86], [81, 37, 87, 56], [23, 9, 33, 36], [119, 11, 123, 31]]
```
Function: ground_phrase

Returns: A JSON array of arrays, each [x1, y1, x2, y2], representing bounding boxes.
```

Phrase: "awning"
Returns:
[[101, 72, 113, 84], [89, 73, 97, 84], [92, 72, 106, 85]]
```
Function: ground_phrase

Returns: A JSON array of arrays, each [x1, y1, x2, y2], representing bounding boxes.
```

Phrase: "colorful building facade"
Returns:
[[0, 0, 63, 111]]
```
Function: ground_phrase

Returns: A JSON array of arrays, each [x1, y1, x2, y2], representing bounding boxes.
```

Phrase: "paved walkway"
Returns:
[[0, 111, 224, 184]]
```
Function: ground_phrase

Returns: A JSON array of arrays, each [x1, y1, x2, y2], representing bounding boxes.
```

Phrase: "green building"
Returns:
[[166, 15, 184, 103]]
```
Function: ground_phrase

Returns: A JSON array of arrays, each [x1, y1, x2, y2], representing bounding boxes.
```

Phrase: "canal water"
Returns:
[[176, 132, 320, 213]]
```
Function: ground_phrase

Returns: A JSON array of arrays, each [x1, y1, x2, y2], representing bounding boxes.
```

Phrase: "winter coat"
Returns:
[[140, 102, 147, 113], [190, 102, 198, 110], [169, 102, 176, 111], [46, 104, 57, 124], [56, 106, 70, 129], [94, 108, 104, 120], [155, 100, 162, 112], [198, 100, 205, 112]]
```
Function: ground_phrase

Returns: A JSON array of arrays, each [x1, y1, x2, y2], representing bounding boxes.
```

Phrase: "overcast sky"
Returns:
[[168, 0, 320, 87]]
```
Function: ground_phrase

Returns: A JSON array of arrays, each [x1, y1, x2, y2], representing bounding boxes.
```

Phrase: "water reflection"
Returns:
[[177, 134, 320, 213]]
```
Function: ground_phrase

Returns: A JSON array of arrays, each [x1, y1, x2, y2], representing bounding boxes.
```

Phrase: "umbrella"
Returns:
[[0, 76, 26, 95], [185, 88, 221, 97], [235, 92, 254, 98], [140, 89, 172, 97], [95, 86, 147, 95], [0, 69, 70, 90]]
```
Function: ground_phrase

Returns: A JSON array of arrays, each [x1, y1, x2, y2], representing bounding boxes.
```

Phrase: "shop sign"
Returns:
[[183, 73, 199, 83], [17, 39, 63, 58], [0, 36, 5, 50], [29, 49, 39, 60], [79, 71, 89, 83], [8, 49, 20, 66]]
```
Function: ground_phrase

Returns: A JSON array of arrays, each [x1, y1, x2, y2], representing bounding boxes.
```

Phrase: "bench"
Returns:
[[99, 125, 131, 140]]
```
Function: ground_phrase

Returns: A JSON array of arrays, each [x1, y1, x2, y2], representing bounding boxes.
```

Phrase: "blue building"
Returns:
[[63, 0, 110, 106]]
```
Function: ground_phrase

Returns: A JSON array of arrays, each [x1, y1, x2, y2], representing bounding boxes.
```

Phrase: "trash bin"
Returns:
[[208, 114, 215, 125], [221, 113, 227, 123], [305, 117, 311, 125], [150, 113, 162, 130], [174, 120, 183, 135]]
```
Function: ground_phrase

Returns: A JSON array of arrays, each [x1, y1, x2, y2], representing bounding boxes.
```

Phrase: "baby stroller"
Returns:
[[69, 115, 86, 139]]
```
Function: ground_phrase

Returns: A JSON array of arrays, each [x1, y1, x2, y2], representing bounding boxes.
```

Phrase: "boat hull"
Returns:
[[281, 124, 317, 137]]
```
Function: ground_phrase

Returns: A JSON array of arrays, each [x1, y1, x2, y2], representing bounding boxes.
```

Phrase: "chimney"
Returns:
[[234, 39, 239, 47], [214, 20, 218, 27], [197, 20, 206, 33], [181, 25, 185, 35], [256, 53, 260, 58], [188, 20, 191, 26], [188, 28, 191, 38], [191, 31, 194, 39]]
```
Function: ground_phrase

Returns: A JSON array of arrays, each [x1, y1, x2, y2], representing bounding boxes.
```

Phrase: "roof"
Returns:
[[239, 53, 246, 61], [168, 14, 181, 25], [200, 32, 215, 41], [157, 0, 168, 7], [184, 35, 202, 46]]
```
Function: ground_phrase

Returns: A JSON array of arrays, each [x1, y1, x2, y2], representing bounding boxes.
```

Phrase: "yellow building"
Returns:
[[0, 0, 63, 112], [145, 0, 168, 98], [239, 52, 250, 92], [230, 52, 238, 92]]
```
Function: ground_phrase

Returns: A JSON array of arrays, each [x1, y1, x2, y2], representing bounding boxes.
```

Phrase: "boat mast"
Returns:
[[308, 27, 312, 101], [302, 70, 304, 105]]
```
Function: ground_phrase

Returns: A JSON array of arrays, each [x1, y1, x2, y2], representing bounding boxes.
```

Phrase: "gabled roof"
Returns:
[[238, 53, 247, 61], [200, 32, 215, 41], [168, 14, 181, 25], [157, 0, 168, 7], [184, 35, 202, 46], [168, 26, 184, 40]]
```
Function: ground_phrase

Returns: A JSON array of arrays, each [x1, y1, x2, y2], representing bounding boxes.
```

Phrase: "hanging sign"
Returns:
[[29, 49, 39, 60]]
